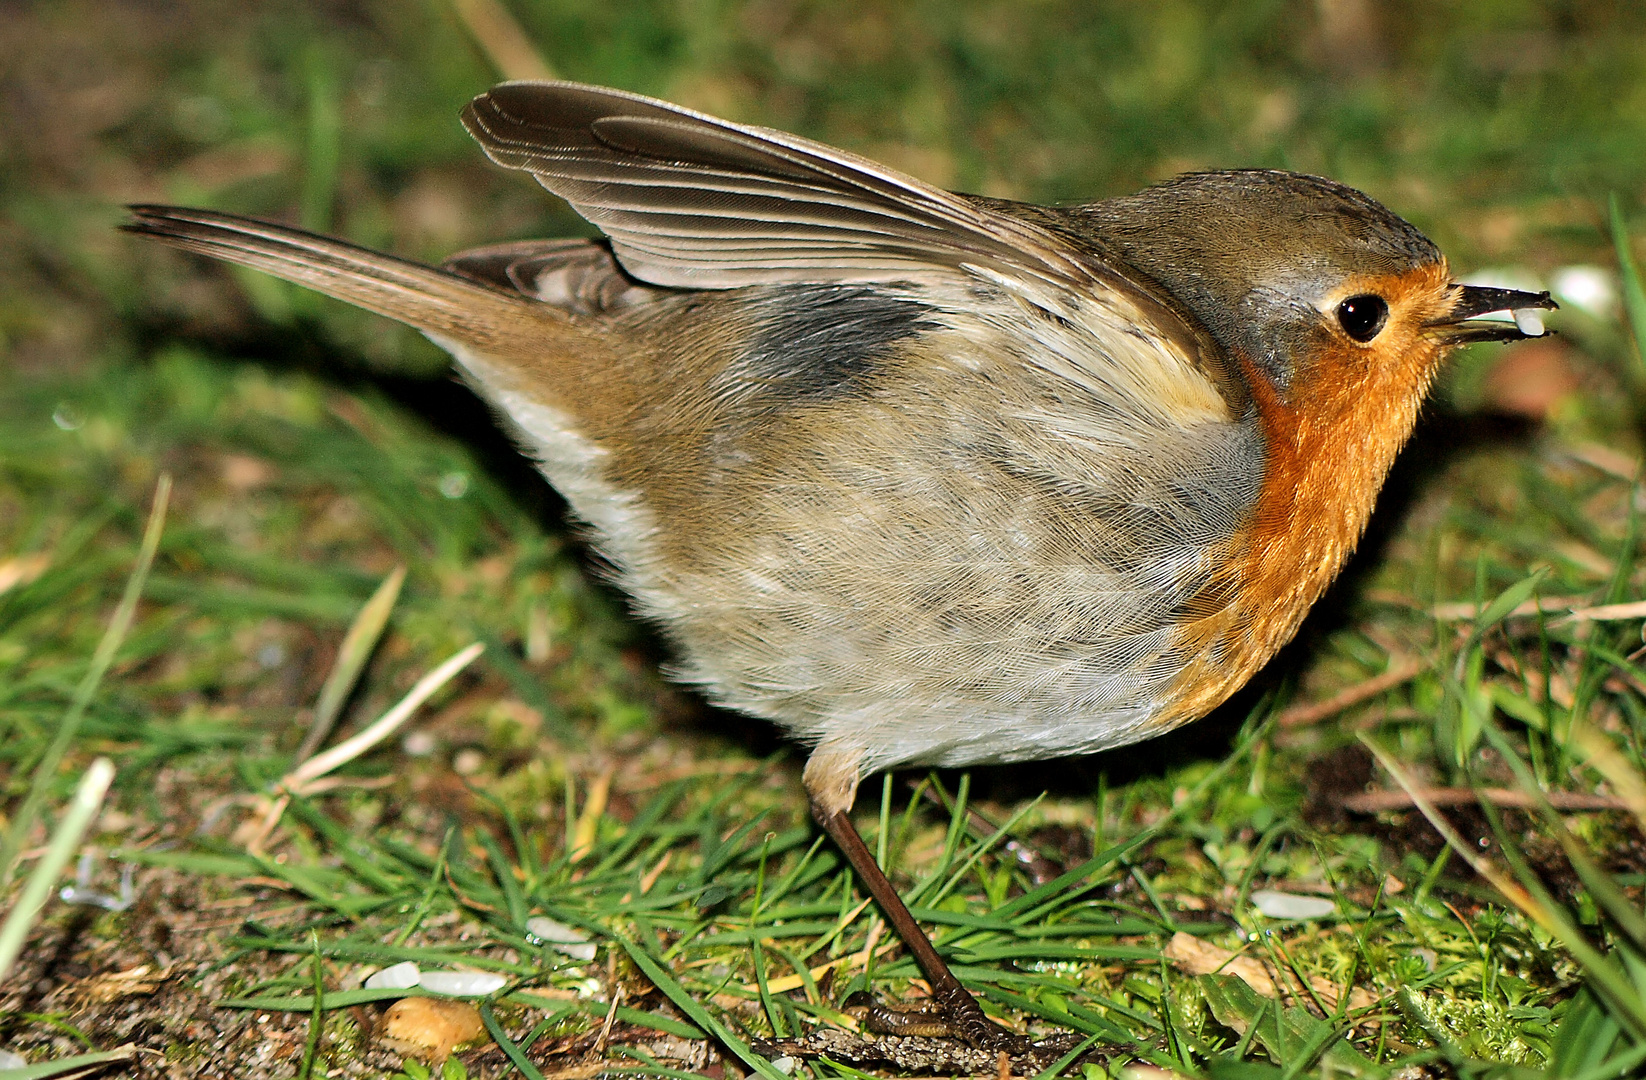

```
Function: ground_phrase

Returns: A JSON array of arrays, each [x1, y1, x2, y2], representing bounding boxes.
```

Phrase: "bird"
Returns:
[[126, 80, 1554, 1049]]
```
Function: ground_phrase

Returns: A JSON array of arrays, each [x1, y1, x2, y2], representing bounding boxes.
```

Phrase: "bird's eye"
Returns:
[[1336, 295, 1389, 342]]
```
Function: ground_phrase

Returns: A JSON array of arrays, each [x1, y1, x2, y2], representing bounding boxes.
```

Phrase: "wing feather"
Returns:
[[442, 238, 665, 315], [459, 81, 1100, 293]]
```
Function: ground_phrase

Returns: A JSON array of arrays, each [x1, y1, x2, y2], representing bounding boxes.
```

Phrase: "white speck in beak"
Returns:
[[1513, 308, 1547, 337]]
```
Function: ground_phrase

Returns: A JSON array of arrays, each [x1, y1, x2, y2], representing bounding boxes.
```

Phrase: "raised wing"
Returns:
[[459, 81, 1102, 296]]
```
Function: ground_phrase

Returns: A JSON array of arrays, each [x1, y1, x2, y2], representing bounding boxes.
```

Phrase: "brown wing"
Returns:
[[459, 81, 1104, 296], [441, 238, 665, 316]]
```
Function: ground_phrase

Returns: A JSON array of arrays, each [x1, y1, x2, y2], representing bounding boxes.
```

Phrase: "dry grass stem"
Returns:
[[1341, 786, 1628, 813], [1276, 659, 1426, 728], [448, 0, 555, 81], [569, 764, 616, 865]]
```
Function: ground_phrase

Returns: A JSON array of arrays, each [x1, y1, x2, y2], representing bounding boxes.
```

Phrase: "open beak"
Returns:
[[1427, 284, 1560, 344]]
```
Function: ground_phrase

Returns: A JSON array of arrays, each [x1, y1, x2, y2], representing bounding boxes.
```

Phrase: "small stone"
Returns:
[[379, 996, 487, 1063], [1250, 889, 1337, 920]]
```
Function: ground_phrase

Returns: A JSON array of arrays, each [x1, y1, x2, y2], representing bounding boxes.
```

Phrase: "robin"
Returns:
[[127, 80, 1554, 1049]]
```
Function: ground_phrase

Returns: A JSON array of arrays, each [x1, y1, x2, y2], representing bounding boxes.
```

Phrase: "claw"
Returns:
[[843, 989, 1031, 1052]]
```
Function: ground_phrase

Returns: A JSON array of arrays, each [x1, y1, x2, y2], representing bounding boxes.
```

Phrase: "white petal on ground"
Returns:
[[1250, 889, 1337, 919], [526, 916, 599, 960], [525, 916, 586, 943], [418, 970, 508, 997], [365, 961, 422, 990]]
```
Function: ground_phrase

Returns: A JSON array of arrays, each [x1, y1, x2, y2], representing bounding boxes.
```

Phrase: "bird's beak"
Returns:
[[1427, 284, 1560, 344]]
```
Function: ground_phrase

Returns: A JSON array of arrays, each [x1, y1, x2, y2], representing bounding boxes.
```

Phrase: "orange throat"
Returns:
[[1160, 262, 1457, 725]]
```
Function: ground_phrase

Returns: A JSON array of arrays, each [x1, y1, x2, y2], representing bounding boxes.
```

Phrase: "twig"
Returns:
[[1277, 659, 1425, 729], [1552, 599, 1646, 626], [854, 916, 885, 980], [637, 850, 672, 895], [1355, 737, 1553, 927], [285, 642, 484, 789], [241, 642, 484, 853], [1566, 442, 1642, 481], [1428, 596, 1588, 621], [1363, 723, 1646, 1032], [738, 901, 899, 996], [593, 983, 623, 1057], [1342, 787, 1627, 814]]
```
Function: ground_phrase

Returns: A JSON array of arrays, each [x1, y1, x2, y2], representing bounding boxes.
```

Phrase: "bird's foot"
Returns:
[[843, 989, 1031, 1052]]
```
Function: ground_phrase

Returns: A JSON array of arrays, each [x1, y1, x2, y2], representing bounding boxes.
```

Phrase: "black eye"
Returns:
[[1336, 294, 1388, 342]]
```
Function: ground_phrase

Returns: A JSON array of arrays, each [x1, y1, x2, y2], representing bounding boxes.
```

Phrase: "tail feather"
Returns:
[[124, 205, 549, 350]]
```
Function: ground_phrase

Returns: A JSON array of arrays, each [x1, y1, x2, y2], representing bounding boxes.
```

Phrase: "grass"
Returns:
[[7, 1, 1646, 1077]]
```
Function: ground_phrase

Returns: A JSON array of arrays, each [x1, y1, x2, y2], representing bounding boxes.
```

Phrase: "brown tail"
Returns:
[[124, 206, 555, 351]]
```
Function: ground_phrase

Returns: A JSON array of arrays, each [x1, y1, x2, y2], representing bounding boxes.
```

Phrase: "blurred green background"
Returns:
[[6, 0, 1645, 380]]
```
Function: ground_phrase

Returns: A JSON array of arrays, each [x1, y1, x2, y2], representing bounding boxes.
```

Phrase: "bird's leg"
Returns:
[[803, 745, 1028, 1052]]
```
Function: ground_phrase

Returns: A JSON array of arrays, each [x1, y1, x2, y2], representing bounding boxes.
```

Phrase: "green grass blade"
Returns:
[[1201, 976, 1386, 1079], [1546, 987, 1622, 1078], [1610, 193, 1646, 381], [0, 757, 115, 981], [615, 930, 788, 1080], [298, 931, 325, 1080], [295, 564, 404, 762], [0, 476, 168, 884], [1028, 1031, 1103, 1080], [0, 1045, 137, 1080], [480, 1001, 549, 1080], [477, 828, 527, 930]]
